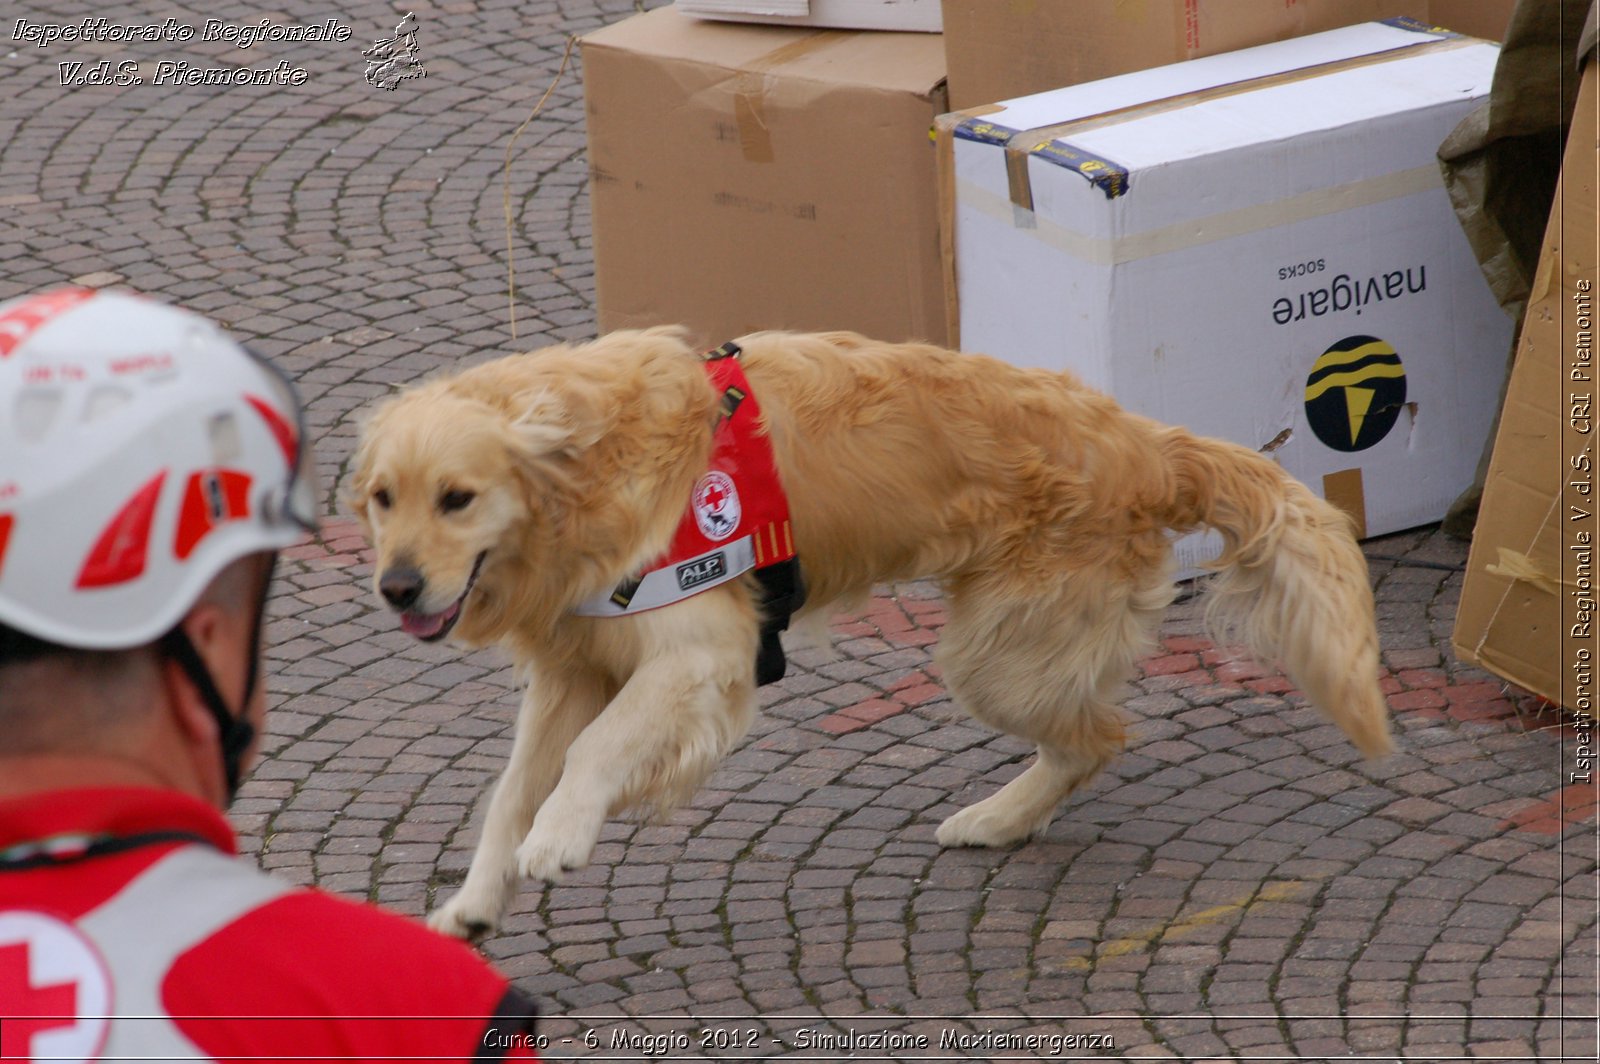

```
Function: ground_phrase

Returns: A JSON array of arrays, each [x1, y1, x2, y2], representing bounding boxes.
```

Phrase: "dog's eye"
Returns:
[[373, 489, 391, 510], [439, 489, 476, 513]]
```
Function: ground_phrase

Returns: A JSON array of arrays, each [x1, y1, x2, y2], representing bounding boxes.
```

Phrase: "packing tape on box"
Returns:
[[1322, 469, 1368, 539], [733, 73, 774, 163], [955, 163, 1445, 264], [948, 25, 1475, 209], [1486, 547, 1569, 596], [732, 30, 851, 164]]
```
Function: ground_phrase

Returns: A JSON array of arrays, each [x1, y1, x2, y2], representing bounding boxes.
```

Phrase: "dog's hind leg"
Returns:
[[428, 666, 608, 939], [934, 568, 1173, 848]]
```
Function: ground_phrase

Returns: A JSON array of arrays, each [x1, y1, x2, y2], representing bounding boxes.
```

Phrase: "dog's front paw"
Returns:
[[427, 889, 500, 941], [935, 800, 1042, 849], [516, 821, 598, 883]]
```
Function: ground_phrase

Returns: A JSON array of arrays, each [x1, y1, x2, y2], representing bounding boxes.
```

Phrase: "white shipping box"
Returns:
[[941, 19, 1510, 572], [676, 0, 941, 32]]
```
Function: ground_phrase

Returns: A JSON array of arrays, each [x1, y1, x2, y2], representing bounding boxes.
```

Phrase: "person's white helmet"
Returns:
[[0, 287, 318, 650]]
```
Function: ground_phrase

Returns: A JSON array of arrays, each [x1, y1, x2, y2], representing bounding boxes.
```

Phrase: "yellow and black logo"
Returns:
[[1304, 336, 1406, 453]]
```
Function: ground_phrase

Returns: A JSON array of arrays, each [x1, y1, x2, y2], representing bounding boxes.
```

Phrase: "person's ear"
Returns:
[[166, 599, 252, 800]]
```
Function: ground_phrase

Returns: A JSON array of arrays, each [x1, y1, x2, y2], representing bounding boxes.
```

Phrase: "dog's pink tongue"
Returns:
[[400, 608, 450, 639]]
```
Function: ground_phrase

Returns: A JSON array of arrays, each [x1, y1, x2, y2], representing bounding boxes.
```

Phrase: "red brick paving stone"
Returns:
[[8, 3, 1591, 1055], [1163, 634, 1213, 653], [1143, 652, 1204, 677], [1498, 779, 1600, 835], [884, 669, 944, 706], [834, 698, 905, 726], [1397, 666, 1450, 689], [1244, 674, 1299, 696], [1390, 687, 1449, 712]]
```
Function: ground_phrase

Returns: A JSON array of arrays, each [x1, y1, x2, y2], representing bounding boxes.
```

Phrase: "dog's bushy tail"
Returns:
[[1161, 428, 1392, 757]]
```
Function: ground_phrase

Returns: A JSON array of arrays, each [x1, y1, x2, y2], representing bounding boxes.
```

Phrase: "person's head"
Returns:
[[0, 288, 317, 805]]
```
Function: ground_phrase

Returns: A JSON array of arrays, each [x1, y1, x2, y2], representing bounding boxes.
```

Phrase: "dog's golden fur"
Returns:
[[347, 327, 1391, 938]]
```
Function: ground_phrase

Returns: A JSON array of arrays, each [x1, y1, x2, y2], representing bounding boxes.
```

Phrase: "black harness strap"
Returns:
[[706, 343, 808, 686], [752, 558, 805, 687], [0, 830, 216, 872]]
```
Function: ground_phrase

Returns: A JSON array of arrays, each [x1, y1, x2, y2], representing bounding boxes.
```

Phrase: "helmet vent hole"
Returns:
[[209, 412, 242, 464], [83, 384, 133, 423], [14, 389, 63, 443]]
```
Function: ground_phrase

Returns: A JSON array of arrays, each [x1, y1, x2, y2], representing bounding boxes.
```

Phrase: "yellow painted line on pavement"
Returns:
[[1058, 880, 1311, 972]]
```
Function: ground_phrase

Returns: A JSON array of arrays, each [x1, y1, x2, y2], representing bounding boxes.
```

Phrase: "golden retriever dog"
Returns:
[[347, 328, 1391, 938]]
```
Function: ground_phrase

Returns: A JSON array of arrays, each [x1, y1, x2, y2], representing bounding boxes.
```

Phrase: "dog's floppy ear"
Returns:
[[505, 384, 610, 497], [341, 404, 390, 518], [513, 405, 585, 461], [511, 388, 602, 458]]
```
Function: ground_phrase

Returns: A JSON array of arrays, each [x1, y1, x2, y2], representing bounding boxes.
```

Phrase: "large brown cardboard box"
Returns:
[[582, 7, 950, 345], [1453, 51, 1598, 709], [938, 0, 1521, 110]]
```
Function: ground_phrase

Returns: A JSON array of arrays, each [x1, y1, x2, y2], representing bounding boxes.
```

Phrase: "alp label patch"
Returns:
[[676, 551, 727, 592], [1304, 336, 1406, 453]]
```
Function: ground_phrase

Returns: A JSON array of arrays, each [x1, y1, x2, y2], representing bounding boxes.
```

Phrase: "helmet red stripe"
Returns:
[[0, 287, 96, 359], [77, 473, 166, 589], [244, 394, 298, 468], [174, 470, 253, 561]]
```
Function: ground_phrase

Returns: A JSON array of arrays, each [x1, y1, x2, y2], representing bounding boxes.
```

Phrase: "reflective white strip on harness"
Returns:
[[77, 844, 295, 1059], [572, 534, 757, 617]]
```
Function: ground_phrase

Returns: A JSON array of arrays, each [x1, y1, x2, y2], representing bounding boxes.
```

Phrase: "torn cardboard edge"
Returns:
[[1455, 495, 1565, 697]]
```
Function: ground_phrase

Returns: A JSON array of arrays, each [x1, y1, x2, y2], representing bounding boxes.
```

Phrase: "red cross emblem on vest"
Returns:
[[691, 471, 740, 541], [0, 910, 110, 1061]]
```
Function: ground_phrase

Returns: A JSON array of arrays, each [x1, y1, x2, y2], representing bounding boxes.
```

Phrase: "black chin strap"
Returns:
[[157, 557, 274, 803], [159, 627, 256, 803]]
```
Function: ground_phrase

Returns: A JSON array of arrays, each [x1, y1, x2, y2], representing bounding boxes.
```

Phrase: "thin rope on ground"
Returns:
[[504, 34, 577, 341]]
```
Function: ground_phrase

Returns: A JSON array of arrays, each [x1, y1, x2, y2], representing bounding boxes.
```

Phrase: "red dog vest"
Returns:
[[574, 343, 797, 618]]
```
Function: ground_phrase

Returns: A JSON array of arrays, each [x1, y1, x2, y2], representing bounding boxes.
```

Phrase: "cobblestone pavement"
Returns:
[[3, 0, 1596, 1059]]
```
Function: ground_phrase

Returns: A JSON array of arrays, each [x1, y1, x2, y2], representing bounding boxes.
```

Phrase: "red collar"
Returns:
[[575, 343, 796, 617]]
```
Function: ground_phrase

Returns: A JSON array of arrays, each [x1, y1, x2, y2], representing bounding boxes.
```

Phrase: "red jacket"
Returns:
[[0, 786, 538, 1062]]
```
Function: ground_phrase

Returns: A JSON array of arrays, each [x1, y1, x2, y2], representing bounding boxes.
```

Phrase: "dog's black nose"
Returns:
[[380, 566, 424, 610]]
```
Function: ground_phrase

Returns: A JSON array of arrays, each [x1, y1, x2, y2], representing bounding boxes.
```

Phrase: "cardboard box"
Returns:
[[676, 0, 941, 33], [941, 0, 1431, 111], [1453, 53, 1598, 708], [940, 21, 1511, 573], [583, 8, 950, 345]]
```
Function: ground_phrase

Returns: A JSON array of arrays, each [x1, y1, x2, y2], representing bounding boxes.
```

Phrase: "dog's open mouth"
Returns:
[[398, 553, 486, 643]]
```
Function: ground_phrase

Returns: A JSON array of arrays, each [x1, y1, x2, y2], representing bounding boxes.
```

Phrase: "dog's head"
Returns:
[[344, 380, 595, 645], [346, 329, 716, 645]]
